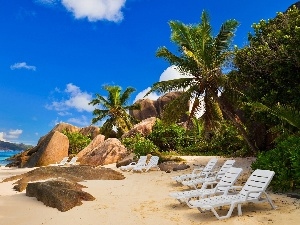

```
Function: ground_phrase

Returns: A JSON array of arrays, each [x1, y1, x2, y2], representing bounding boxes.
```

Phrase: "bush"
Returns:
[[121, 134, 159, 157], [147, 120, 188, 152], [251, 135, 300, 192], [62, 130, 92, 155], [180, 120, 249, 157]]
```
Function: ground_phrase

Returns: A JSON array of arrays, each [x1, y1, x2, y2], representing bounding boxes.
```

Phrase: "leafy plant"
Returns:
[[147, 120, 188, 152], [89, 85, 139, 138], [251, 135, 300, 192], [133, 138, 159, 157], [62, 130, 92, 155], [121, 134, 159, 157]]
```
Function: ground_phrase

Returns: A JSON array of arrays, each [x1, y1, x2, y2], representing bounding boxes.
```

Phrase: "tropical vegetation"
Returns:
[[89, 6, 300, 192], [89, 85, 139, 138]]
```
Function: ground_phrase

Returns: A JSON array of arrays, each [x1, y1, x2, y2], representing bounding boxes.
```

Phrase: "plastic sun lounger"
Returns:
[[181, 160, 236, 189], [119, 156, 147, 171], [171, 158, 218, 183], [67, 156, 78, 166], [132, 156, 160, 172], [169, 167, 243, 206], [49, 157, 69, 166], [188, 169, 276, 220]]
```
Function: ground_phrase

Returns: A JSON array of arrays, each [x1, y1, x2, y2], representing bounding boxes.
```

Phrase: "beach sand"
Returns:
[[1, 156, 300, 225]]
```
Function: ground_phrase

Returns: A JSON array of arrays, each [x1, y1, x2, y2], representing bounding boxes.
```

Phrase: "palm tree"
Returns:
[[146, 11, 258, 152], [89, 85, 139, 138]]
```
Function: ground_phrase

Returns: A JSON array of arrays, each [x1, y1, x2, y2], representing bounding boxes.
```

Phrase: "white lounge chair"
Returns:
[[181, 160, 236, 189], [188, 169, 276, 220], [119, 156, 147, 171], [169, 167, 243, 206], [67, 157, 78, 166], [132, 156, 160, 172], [171, 158, 218, 183], [49, 157, 69, 166]]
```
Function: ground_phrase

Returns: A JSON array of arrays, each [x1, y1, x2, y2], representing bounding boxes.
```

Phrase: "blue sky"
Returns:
[[0, 0, 296, 145]]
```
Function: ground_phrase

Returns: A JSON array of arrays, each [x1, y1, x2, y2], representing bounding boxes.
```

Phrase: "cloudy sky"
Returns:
[[0, 0, 295, 145]]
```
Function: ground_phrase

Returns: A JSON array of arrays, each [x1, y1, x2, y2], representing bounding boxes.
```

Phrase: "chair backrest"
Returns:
[[201, 158, 218, 174], [216, 160, 236, 179], [68, 157, 78, 165], [136, 156, 147, 166], [239, 169, 275, 199], [215, 167, 243, 192], [59, 157, 69, 165], [145, 156, 159, 172]]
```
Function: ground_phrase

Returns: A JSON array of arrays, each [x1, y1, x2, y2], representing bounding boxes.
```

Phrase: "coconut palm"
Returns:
[[146, 11, 257, 152], [89, 85, 139, 138]]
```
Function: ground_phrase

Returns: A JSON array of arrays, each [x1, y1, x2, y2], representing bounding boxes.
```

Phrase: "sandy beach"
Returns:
[[1, 156, 300, 225]]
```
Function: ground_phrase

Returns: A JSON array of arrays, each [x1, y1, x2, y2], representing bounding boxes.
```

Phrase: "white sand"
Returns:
[[1, 156, 300, 225]]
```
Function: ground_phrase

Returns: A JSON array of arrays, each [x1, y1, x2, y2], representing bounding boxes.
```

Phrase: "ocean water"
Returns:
[[0, 150, 22, 166]]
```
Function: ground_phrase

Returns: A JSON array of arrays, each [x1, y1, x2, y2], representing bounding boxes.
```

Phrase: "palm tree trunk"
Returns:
[[214, 96, 258, 153]]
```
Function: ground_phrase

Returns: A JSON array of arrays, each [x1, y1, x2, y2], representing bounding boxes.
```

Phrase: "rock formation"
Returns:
[[2, 166, 125, 211], [122, 117, 157, 138], [130, 92, 189, 121], [24, 131, 69, 168], [76, 134, 105, 158], [26, 180, 95, 212], [2, 166, 125, 191], [79, 138, 128, 166]]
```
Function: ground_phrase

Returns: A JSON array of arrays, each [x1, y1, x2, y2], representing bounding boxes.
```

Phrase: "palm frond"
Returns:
[[120, 87, 136, 105], [250, 102, 300, 130], [215, 20, 238, 55], [145, 78, 194, 96]]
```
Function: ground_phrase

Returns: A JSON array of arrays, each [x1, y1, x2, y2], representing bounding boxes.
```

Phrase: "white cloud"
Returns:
[[0, 132, 5, 141], [67, 115, 90, 126], [10, 62, 36, 71], [159, 65, 188, 81], [46, 83, 94, 112], [134, 66, 190, 102], [61, 0, 126, 22], [133, 87, 161, 103], [0, 129, 23, 141]]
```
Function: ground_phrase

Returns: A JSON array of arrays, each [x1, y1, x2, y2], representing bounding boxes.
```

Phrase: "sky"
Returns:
[[0, 0, 296, 146]]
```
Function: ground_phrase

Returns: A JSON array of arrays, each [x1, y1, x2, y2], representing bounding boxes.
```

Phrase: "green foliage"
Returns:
[[251, 135, 300, 192], [121, 134, 159, 157], [147, 120, 188, 152], [62, 130, 91, 155], [89, 85, 139, 138], [182, 120, 249, 157], [133, 138, 159, 157], [234, 7, 300, 108]]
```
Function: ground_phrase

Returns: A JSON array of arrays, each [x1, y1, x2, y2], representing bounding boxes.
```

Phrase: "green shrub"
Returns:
[[133, 138, 159, 157], [62, 130, 92, 155], [180, 120, 249, 157], [147, 120, 188, 152], [251, 135, 300, 192], [121, 134, 159, 157]]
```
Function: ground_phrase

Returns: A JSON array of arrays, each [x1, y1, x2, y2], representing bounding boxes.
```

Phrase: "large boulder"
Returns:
[[122, 117, 157, 138], [26, 180, 95, 212], [76, 134, 105, 159], [79, 138, 128, 166], [130, 98, 157, 121], [79, 126, 101, 139], [24, 131, 69, 168], [130, 92, 189, 122]]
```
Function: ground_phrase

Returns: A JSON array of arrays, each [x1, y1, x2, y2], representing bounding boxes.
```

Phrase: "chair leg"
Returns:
[[263, 192, 277, 209], [198, 203, 237, 220]]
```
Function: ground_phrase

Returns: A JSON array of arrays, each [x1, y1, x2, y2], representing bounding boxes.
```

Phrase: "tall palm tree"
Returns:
[[89, 85, 139, 138], [146, 11, 257, 152]]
